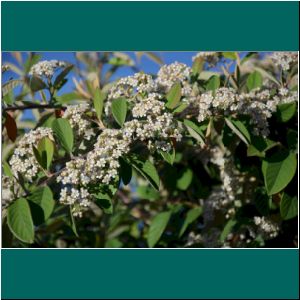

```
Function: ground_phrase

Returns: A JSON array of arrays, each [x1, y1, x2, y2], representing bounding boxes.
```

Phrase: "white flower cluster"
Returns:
[[57, 129, 130, 214], [9, 127, 54, 181], [192, 52, 220, 67], [29, 60, 66, 78], [59, 187, 91, 218], [253, 216, 280, 239], [156, 62, 192, 96], [63, 103, 95, 140], [195, 87, 298, 136], [1, 176, 20, 208], [271, 52, 298, 71]]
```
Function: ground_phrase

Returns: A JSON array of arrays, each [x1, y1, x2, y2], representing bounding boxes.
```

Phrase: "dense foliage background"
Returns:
[[1, 51, 298, 248]]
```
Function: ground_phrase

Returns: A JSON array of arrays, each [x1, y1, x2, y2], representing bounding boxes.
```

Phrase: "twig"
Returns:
[[3, 104, 64, 112]]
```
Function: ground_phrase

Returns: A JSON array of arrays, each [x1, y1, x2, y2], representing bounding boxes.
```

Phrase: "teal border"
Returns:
[[1, 1, 299, 51], [1, 249, 299, 299], [1, 1, 299, 299]]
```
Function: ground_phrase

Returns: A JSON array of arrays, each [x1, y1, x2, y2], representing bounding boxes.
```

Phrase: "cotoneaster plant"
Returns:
[[1, 52, 298, 248]]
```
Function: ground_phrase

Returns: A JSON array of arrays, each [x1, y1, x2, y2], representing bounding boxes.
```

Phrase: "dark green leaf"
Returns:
[[179, 207, 203, 237], [129, 156, 160, 191], [225, 117, 251, 145], [28, 186, 55, 221], [247, 136, 277, 158], [34, 137, 54, 170], [7, 197, 34, 244], [111, 98, 127, 127], [280, 193, 298, 220], [52, 118, 74, 153], [276, 102, 296, 123], [147, 211, 172, 248], [262, 150, 297, 195], [29, 76, 47, 92], [119, 158, 132, 185]]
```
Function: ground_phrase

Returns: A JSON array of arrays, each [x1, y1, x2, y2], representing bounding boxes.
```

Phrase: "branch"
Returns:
[[3, 104, 65, 112]]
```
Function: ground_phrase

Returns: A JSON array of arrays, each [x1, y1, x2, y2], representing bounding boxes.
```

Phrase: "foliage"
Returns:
[[1, 51, 298, 248]]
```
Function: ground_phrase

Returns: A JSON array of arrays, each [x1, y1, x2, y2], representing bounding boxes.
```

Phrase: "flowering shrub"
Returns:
[[1, 52, 298, 248]]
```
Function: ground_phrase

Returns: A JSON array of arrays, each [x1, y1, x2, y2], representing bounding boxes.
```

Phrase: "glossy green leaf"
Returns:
[[246, 71, 263, 91], [28, 186, 55, 221], [7, 197, 34, 244], [165, 82, 182, 109], [247, 136, 277, 158], [130, 156, 160, 191], [147, 211, 172, 248], [184, 119, 205, 145], [225, 117, 251, 145], [35, 137, 54, 170], [52, 118, 74, 153], [111, 98, 127, 127], [276, 102, 296, 122], [179, 207, 203, 237], [280, 193, 298, 220], [262, 150, 297, 195]]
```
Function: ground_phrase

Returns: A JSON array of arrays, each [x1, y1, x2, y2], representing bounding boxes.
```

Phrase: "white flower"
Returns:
[[29, 60, 66, 78], [270, 52, 298, 71]]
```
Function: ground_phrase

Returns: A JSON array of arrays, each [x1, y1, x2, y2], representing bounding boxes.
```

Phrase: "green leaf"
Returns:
[[177, 168, 193, 191], [54, 64, 73, 88], [29, 76, 47, 92], [222, 52, 237, 60], [7, 197, 34, 244], [254, 188, 270, 216], [34, 137, 54, 170], [225, 117, 251, 145], [173, 102, 188, 113], [287, 129, 298, 153], [246, 71, 263, 91], [28, 186, 55, 223], [3, 161, 13, 178], [147, 211, 172, 248], [111, 98, 127, 127], [220, 219, 237, 243], [165, 82, 182, 109], [94, 194, 113, 214], [183, 119, 205, 145], [137, 186, 160, 201], [179, 207, 203, 237], [119, 158, 132, 185], [192, 57, 204, 76], [52, 118, 74, 153], [129, 156, 160, 191], [254, 67, 280, 86], [262, 150, 297, 195], [247, 136, 277, 158], [56, 92, 80, 104], [276, 102, 296, 123], [206, 75, 220, 91], [160, 146, 175, 165], [93, 88, 106, 120], [2, 79, 23, 96], [280, 193, 298, 220]]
